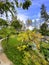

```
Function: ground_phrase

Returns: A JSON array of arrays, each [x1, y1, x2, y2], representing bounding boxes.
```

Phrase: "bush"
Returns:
[[40, 42, 49, 62], [2, 34, 49, 65]]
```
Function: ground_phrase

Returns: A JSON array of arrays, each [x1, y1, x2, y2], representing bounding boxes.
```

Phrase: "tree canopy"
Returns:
[[0, 0, 32, 18], [26, 19, 32, 26], [11, 19, 22, 30], [40, 4, 49, 21], [0, 18, 8, 26], [40, 23, 48, 35]]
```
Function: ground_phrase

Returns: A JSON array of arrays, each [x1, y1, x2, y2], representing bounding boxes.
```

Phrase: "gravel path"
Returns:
[[0, 39, 13, 65]]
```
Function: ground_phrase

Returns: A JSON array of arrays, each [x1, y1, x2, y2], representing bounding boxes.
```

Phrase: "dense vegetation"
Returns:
[[2, 30, 49, 65], [0, 0, 49, 65]]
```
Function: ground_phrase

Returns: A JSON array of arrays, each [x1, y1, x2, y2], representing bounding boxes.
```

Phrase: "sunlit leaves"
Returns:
[[17, 45, 27, 51], [17, 30, 43, 49]]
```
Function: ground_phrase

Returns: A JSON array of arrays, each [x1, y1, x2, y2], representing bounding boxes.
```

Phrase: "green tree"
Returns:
[[40, 23, 48, 35], [11, 19, 22, 31], [34, 20, 37, 29], [0, 0, 32, 18], [0, 18, 8, 26], [26, 19, 32, 26], [22, 0, 32, 9], [40, 4, 49, 21]]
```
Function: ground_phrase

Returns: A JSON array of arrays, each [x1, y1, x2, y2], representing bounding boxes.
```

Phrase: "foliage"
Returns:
[[40, 42, 49, 62], [46, 30, 49, 36], [2, 35, 49, 65], [11, 19, 22, 30], [0, 0, 32, 17], [40, 4, 49, 21], [0, 18, 8, 26], [22, 0, 32, 9], [0, 26, 16, 38], [26, 19, 32, 26], [0, 1, 49, 65], [17, 30, 43, 49], [40, 23, 48, 35]]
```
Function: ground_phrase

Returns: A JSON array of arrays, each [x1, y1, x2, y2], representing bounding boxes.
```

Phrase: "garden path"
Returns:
[[0, 39, 13, 65]]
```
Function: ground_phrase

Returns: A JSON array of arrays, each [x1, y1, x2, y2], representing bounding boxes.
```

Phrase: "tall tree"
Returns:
[[26, 19, 32, 26], [11, 19, 22, 31], [0, 0, 32, 18], [34, 20, 37, 29], [40, 23, 48, 35], [40, 4, 49, 21]]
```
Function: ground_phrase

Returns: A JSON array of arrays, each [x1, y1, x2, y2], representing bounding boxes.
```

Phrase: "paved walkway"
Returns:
[[0, 38, 13, 65]]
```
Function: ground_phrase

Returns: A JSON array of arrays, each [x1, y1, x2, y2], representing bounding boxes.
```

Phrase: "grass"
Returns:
[[2, 37, 24, 65]]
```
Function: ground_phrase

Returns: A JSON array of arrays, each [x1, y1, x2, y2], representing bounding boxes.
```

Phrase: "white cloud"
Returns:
[[47, 12, 49, 15], [32, 18, 40, 23], [29, 26, 34, 30], [17, 14, 28, 24], [32, 19, 35, 22]]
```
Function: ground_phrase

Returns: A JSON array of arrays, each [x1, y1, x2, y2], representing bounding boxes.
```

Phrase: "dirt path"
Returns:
[[0, 39, 13, 65]]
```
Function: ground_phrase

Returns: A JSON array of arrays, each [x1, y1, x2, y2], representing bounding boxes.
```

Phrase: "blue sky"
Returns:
[[0, 0, 49, 24], [17, 0, 49, 22]]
